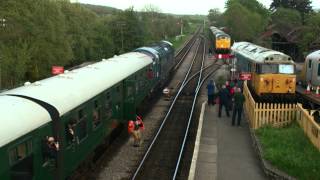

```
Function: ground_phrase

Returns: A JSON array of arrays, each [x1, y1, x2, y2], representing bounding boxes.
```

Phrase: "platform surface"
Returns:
[[189, 102, 267, 180]]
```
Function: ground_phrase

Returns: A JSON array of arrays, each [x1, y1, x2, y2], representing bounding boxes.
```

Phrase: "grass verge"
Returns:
[[256, 123, 320, 180]]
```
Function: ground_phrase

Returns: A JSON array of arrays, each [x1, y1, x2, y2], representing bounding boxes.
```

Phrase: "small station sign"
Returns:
[[52, 66, 64, 75], [239, 72, 252, 80]]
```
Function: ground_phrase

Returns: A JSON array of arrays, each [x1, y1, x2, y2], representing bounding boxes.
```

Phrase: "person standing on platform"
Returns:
[[206, 80, 215, 106], [218, 85, 230, 117], [232, 87, 245, 126]]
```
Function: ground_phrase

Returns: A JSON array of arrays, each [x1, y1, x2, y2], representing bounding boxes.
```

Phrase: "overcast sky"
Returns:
[[72, 0, 320, 15]]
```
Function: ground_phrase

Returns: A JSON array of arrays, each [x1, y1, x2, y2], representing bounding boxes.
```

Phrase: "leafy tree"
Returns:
[[300, 12, 320, 52], [270, 0, 312, 13], [0, 0, 192, 89], [270, 0, 312, 23], [110, 7, 145, 54], [271, 8, 302, 30], [223, 2, 266, 42], [207, 8, 221, 25], [226, 0, 269, 17]]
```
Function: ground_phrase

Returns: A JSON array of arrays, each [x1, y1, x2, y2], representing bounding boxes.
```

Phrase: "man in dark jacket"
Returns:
[[207, 80, 215, 105], [218, 85, 230, 117], [232, 88, 245, 126]]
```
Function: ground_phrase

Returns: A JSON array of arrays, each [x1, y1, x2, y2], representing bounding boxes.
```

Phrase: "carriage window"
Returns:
[[78, 109, 87, 141], [93, 100, 101, 129], [78, 120, 87, 141], [127, 86, 133, 97], [78, 109, 84, 119], [136, 82, 139, 95], [309, 60, 312, 68], [116, 86, 121, 93], [105, 92, 112, 118], [9, 140, 32, 164], [318, 64, 320, 76], [65, 119, 76, 146]]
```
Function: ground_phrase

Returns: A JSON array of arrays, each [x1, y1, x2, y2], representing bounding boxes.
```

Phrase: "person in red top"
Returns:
[[128, 115, 145, 147]]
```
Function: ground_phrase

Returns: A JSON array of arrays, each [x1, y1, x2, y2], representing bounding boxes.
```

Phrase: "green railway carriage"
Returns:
[[0, 41, 174, 180]]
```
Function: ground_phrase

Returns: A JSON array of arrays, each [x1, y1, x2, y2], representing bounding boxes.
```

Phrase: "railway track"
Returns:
[[174, 28, 201, 70], [131, 37, 223, 179], [69, 29, 203, 180]]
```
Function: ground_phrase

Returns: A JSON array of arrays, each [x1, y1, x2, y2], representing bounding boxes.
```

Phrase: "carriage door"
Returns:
[[306, 59, 313, 83], [9, 139, 34, 180], [124, 78, 136, 120]]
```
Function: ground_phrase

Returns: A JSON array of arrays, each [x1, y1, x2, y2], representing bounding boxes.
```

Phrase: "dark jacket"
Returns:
[[207, 83, 215, 95], [219, 88, 230, 104], [234, 92, 245, 108]]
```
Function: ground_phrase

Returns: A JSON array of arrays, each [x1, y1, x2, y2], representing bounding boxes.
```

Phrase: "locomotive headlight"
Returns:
[[260, 78, 264, 82]]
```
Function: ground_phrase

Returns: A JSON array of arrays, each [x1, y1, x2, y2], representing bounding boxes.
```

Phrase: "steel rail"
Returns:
[[174, 27, 201, 57], [172, 42, 222, 179], [173, 38, 198, 70], [131, 39, 202, 180], [172, 64, 222, 180]]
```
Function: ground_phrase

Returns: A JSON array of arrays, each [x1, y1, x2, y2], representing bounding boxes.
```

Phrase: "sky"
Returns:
[[72, 0, 320, 15]]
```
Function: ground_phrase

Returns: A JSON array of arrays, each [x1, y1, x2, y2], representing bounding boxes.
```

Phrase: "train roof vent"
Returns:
[[24, 82, 31, 86], [259, 50, 269, 53], [250, 48, 257, 52], [34, 81, 41, 86], [58, 74, 72, 79]]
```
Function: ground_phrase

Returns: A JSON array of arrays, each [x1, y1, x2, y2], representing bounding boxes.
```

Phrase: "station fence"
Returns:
[[296, 103, 320, 150], [243, 81, 296, 129], [243, 81, 320, 150]]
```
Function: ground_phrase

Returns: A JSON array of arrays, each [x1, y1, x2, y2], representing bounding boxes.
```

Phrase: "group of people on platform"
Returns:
[[206, 79, 245, 126]]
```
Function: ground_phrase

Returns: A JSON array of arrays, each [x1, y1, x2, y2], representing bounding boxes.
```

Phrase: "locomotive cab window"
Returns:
[[261, 64, 278, 74], [318, 64, 320, 76], [279, 64, 294, 74]]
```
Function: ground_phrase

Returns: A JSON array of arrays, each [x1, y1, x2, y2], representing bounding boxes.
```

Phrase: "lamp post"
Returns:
[[0, 18, 6, 90], [117, 22, 125, 53], [180, 19, 183, 36]]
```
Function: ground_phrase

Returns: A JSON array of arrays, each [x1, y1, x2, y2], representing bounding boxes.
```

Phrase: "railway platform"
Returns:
[[188, 101, 267, 180]]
